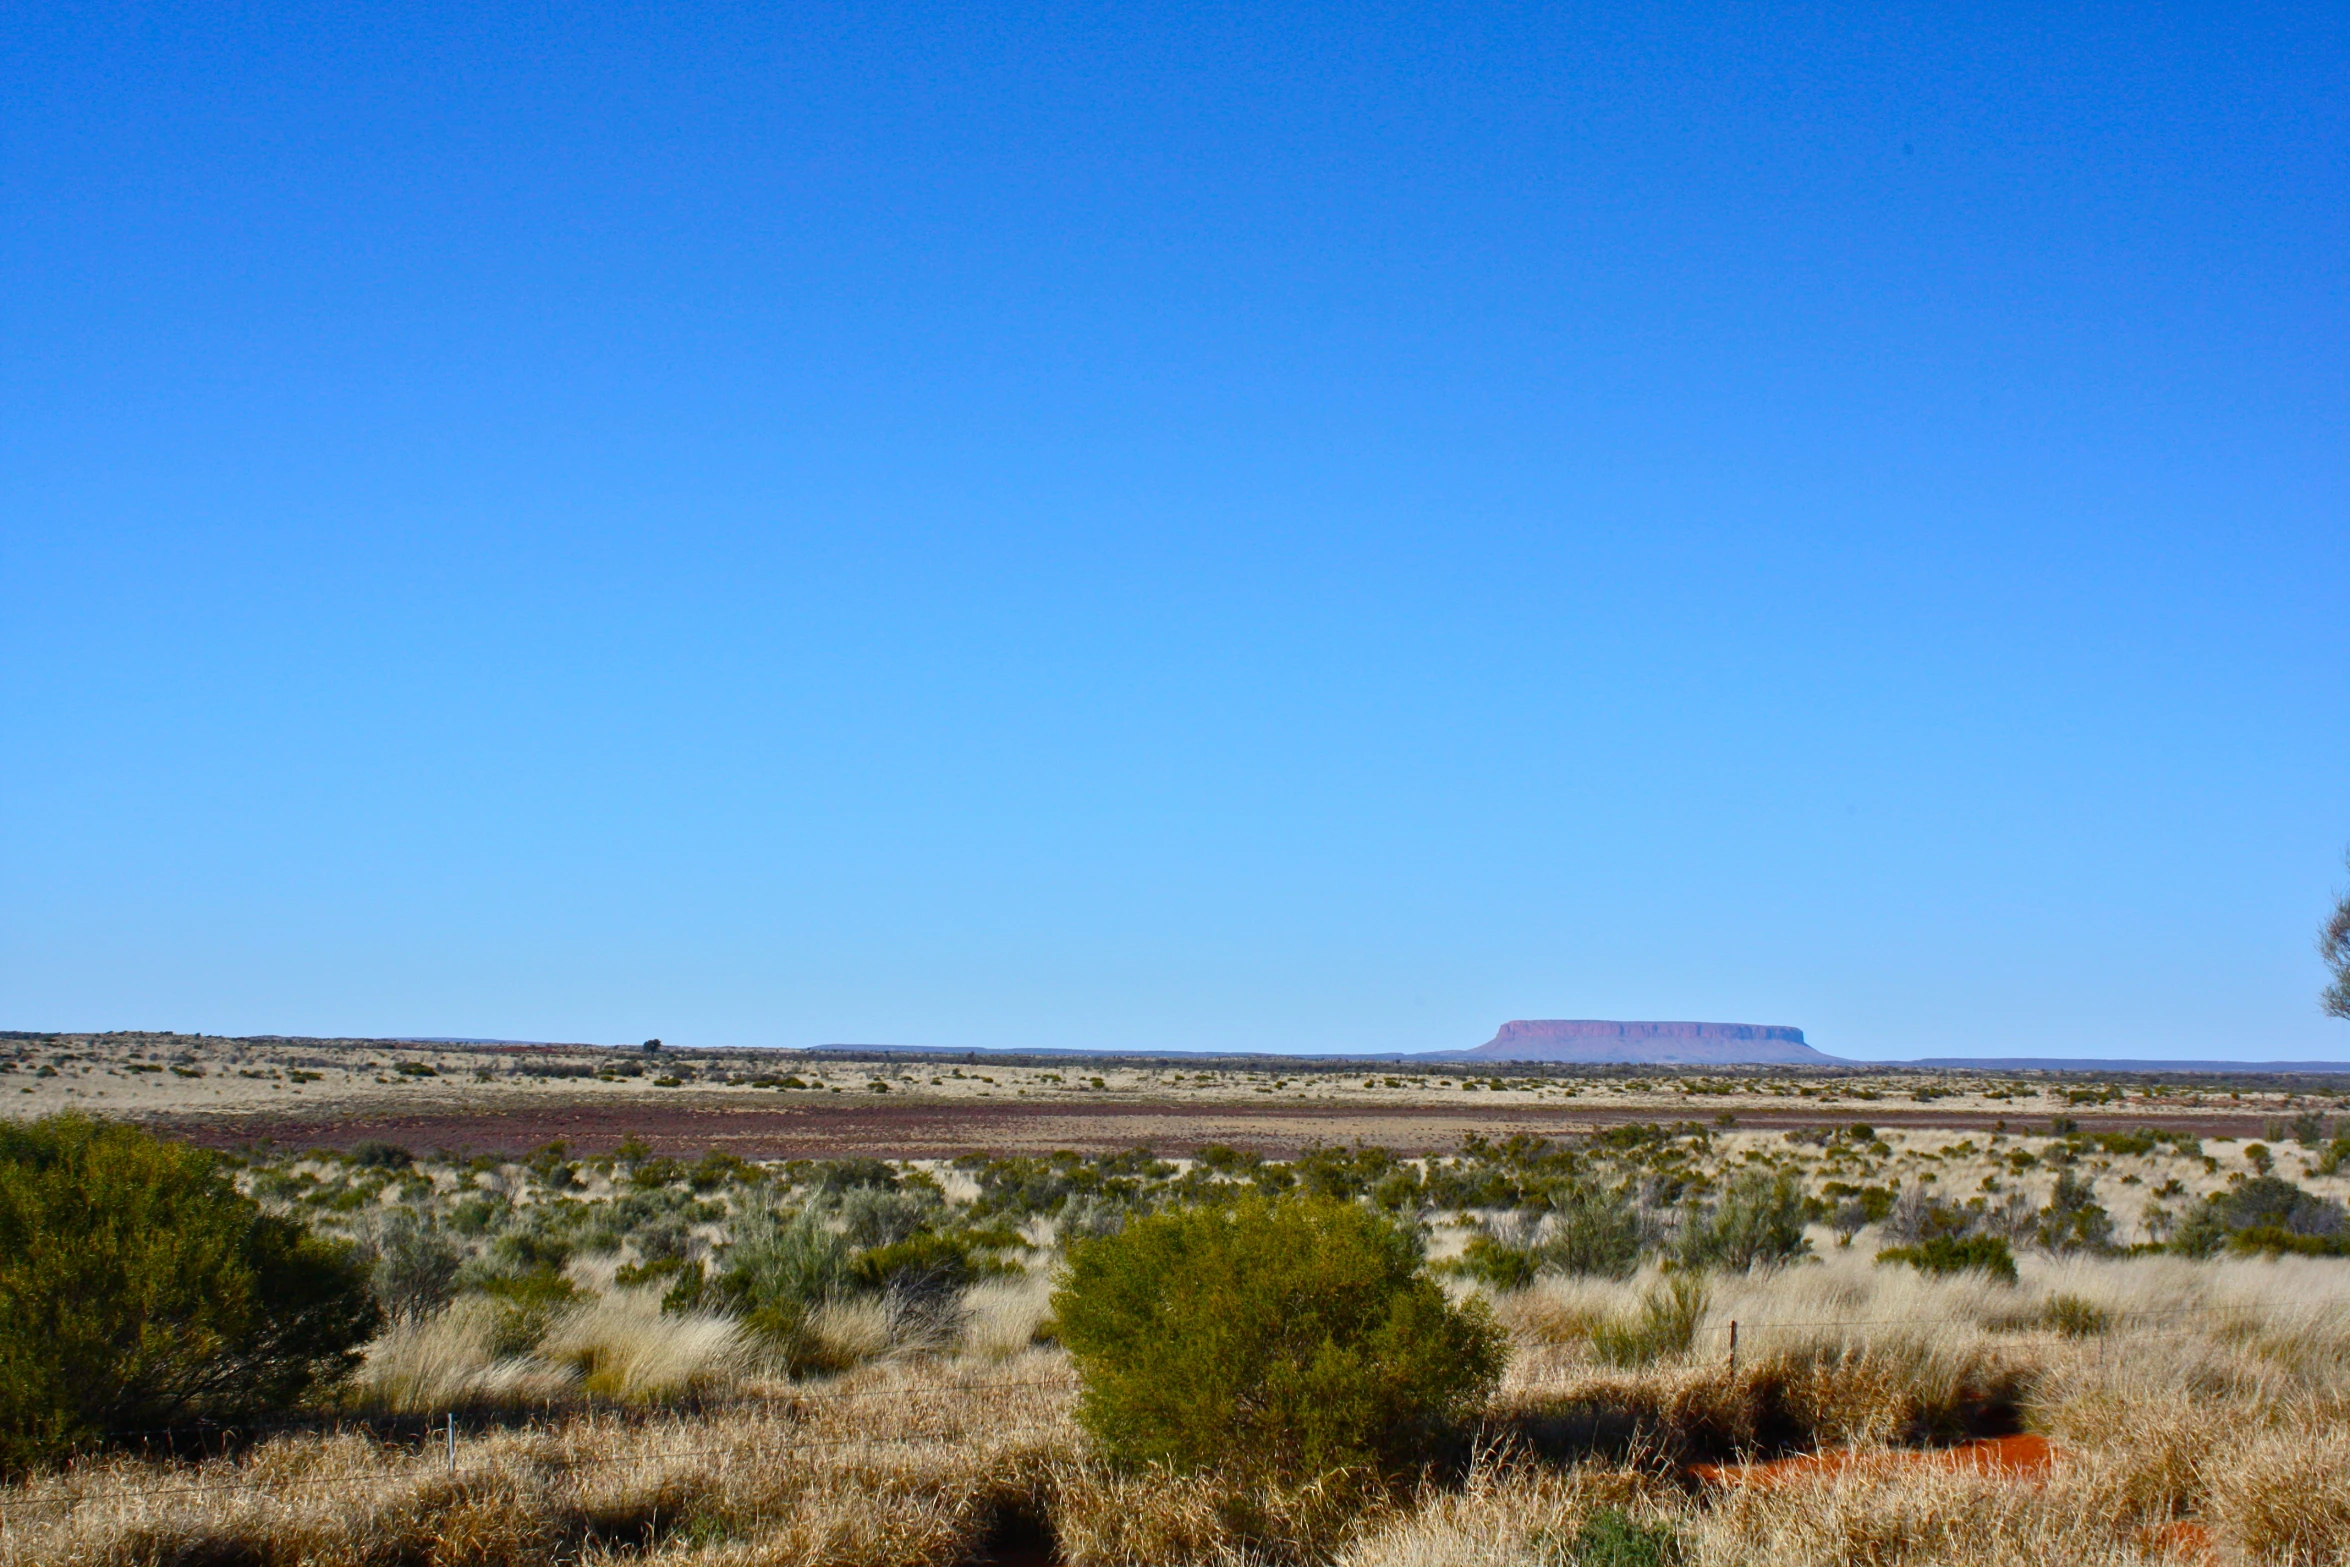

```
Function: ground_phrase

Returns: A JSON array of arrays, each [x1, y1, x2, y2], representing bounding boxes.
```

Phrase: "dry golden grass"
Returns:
[[538, 1290, 761, 1404], [960, 1276, 1055, 1362], [1688, 1460, 2176, 1567], [0, 1353, 1077, 1567], [351, 1296, 577, 1413], [19, 1256, 2350, 1566]]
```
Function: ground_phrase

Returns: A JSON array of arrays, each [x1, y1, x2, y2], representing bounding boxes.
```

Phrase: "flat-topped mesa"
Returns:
[[1468, 1019, 1834, 1065]]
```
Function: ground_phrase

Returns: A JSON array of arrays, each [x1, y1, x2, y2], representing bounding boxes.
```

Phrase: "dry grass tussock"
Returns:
[[351, 1296, 579, 1413], [0, 1353, 1077, 1567], [536, 1291, 762, 1404], [1487, 1250, 2350, 1455], [18, 1256, 2350, 1566], [351, 1290, 925, 1414], [1333, 1451, 1674, 1567], [1689, 1459, 2179, 1567], [959, 1275, 1054, 1362]]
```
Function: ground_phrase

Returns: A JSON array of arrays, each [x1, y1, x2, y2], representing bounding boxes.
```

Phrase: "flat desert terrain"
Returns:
[[4, 1029, 2333, 1158]]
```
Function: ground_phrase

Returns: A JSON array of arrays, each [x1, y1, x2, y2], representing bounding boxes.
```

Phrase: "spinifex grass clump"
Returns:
[[1052, 1194, 1504, 1483]]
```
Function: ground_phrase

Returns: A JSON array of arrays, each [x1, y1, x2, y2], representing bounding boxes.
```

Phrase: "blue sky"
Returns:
[[4, 1, 2345, 1060]]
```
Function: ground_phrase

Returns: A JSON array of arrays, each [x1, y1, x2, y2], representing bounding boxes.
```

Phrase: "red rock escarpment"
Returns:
[[1467, 1019, 1834, 1065]]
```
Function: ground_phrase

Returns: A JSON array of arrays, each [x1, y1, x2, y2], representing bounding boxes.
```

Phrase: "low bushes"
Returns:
[[1589, 1276, 1709, 1368], [1560, 1507, 1685, 1566], [1675, 1173, 1810, 1272], [704, 1206, 857, 1367], [0, 1116, 380, 1469], [1877, 1235, 2019, 1284], [1052, 1194, 1505, 1482], [2171, 1175, 2349, 1257]]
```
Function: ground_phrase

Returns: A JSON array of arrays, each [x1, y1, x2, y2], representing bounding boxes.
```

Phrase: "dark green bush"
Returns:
[[1557, 1508, 1686, 1566], [833, 1185, 942, 1248], [2170, 1175, 2347, 1257], [472, 1269, 584, 1353], [617, 1254, 709, 1311], [1445, 1233, 1540, 1291], [2041, 1293, 2110, 1337], [1052, 1194, 1504, 1482], [850, 1230, 1002, 1299], [525, 1140, 579, 1189], [0, 1116, 380, 1470], [1875, 1235, 2018, 1283], [814, 1157, 901, 1194], [2205, 1224, 2350, 1258]]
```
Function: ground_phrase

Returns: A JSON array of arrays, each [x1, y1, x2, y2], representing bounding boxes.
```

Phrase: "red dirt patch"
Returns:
[[1689, 1433, 2057, 1489], [2135, 1520, 2218, 1564]]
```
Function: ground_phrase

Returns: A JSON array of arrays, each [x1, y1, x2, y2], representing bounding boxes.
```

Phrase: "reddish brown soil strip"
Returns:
[[1688, 1433, 2057, 1489], [139, 1096, 2283, 1159], [2136, 1520, 2218, 1564]]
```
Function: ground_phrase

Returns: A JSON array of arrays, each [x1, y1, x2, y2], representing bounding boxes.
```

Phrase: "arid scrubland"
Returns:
[[14, 1109, 2350, 1566], [13, 1253, 2350, 1565], [4, 1031, 2337, 1161]]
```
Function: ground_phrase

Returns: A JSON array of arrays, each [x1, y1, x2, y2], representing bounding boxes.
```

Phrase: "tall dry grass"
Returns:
[[537, 1290, 761, 1404], [0, 1354, 1077, 1567], [350, 1296, 577, 1413], [15, 1254, 2350, 1566]]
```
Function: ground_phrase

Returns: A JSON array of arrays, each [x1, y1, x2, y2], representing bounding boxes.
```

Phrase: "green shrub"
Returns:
[[616, 1254, 709, 1311], [1444, 1233, 1540, 1291], [2036, 1170, 2115, 1254], [850, 1230, 1001, 1299], [707, 1206, 857, 1368], [2221, 1225, 2350, 1258], [368, 1210, 462, 1319], [833, 1185, 942, 1248], [1541, 1186, 1646, 1277], [472, 1270, 584, 1354], [1052, 1194, 1504, 1482], [1875, 1235, 2018, 1283], [2041, 1293, 2110, 1337], [1556, 1508, 1685, 1566], [0, 1116, 380, 1470], [1676, 1173, 1810, 1271], [2170, 1175, 2347, 1257], [525, 1141, 578, 1188], [1589, 1274, 1708, 1367]]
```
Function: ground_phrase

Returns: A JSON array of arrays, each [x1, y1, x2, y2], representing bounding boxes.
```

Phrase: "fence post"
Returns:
[[447, 1411, 456, 1473], [1728, 1320, 1738, 1375]]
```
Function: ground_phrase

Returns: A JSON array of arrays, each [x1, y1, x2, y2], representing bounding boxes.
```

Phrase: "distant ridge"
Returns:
[[1458, 1020, 1834, 1066], [1897, 1057, 2350, 1075]]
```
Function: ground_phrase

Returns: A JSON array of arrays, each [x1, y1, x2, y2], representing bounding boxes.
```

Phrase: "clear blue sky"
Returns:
[[4, 2, 2345, 1061]]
